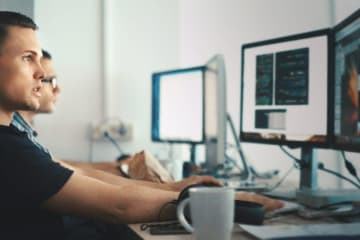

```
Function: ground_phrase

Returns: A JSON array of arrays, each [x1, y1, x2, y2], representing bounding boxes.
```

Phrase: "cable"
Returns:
[[226, 113, 252, 181], [226, 114, 279, 180], [267, 164, 295, 192], [279, 145, 301, 167], [341, 151, 360, 183], [224, 153, 243, 172], [318, 163, 360, 189], [103, 131, 130, 161], [279, 145, 360, 189]]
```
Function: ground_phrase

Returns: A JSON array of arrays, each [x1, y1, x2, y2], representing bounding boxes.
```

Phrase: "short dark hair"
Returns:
[[42, 49, 52, 60], [0, 11, 38, 51]]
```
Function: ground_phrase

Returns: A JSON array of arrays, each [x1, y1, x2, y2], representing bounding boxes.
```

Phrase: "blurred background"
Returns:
[[1, 0, 359, 186]]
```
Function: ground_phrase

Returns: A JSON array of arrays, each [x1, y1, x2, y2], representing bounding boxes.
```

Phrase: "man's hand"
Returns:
[[170, 175, 223, 191], [235, 192, 284, 211]]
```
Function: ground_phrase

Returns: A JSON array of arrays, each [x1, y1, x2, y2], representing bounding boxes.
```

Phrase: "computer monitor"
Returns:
[[333, 8, 360, 153], [240, 29, 340, 208], [151, 56, 226, 170], [240, 27, 360, 208], [204, 55, 227, 169], [151, 66, 205, 145], [240, 29, 332, 148]]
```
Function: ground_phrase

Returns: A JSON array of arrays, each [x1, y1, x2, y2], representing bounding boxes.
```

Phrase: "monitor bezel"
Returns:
[[151, 66, 206, 144], [239, 28, 333, 148], [332, 8, 360, 153]]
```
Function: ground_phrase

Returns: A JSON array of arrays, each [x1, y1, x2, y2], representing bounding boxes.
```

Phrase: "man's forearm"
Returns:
[[62, 160, 122, 176], [56, 158, 175, 191], [83, 167, 175, 191]]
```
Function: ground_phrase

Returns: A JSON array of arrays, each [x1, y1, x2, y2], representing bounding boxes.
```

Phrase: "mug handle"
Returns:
[[176, 198, 194, 232]]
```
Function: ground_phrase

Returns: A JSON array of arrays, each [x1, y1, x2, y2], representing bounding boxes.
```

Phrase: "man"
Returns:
[[0, 11, 282, 239]]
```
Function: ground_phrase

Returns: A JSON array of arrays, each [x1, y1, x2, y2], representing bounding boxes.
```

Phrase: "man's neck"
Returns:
[[17, 110, 35, 126], [0, 107, 14, 126]]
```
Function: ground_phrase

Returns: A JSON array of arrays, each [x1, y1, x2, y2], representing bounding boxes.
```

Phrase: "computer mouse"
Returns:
[[176, 184, 265, 225], [234, 200, 264, 225]]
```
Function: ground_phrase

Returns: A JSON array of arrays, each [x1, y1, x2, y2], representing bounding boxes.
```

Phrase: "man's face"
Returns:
[[0, 26, 44, 112], [37, 58, 60, 113]]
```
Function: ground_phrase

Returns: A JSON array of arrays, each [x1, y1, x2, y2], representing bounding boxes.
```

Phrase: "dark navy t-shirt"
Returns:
[[0, 125, 73, 239]]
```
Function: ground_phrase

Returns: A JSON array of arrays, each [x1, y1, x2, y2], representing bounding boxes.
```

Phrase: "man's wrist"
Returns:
[[165, 182, 179, 191]]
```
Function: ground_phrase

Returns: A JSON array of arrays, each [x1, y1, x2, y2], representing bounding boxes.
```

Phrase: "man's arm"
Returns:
[[53, 157, 222, 191], [61, 159, 122, 176], [53, 158, 284, 211], [42, 172, 179, 223]]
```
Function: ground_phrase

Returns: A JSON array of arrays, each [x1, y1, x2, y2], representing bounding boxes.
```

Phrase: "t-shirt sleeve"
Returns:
[[0, 133, 73, 208]]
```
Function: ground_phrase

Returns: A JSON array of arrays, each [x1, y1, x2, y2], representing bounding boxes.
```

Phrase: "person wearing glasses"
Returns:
[[0, 11, 283, 240]]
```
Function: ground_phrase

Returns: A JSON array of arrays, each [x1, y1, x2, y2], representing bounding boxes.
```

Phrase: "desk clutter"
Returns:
[[140, 197, 360, 239]]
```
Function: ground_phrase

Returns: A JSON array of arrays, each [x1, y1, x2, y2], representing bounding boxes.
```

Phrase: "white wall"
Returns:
[[34, 0, 104, 160], [102, 0, 180, 159], [334, 0, 360, 23], [0, 0, 34, 18]]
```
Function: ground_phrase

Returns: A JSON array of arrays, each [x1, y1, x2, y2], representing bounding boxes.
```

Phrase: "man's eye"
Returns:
[[22, 55, 32, 61]]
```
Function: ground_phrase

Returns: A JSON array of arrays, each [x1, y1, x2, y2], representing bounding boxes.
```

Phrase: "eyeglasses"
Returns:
[[41, 77, 58, 89]]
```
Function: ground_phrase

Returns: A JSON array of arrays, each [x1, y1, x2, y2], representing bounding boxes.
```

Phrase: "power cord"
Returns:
[[341, 151, 360, 184], [226, 113, 279, 181], [279, 145, 360, 189], [103, 131, 130, 161], [318, 162, 360, 189], [267, 164, 295, 192], [279, 145, 301, 168], [226, 113, 252, 181]]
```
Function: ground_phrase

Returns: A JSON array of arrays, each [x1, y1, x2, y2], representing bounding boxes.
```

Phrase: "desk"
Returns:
[[129, 212, 356, 239], [129, 223, 245, 240]]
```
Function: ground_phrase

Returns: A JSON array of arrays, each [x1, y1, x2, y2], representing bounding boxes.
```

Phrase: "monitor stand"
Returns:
[[182, 143, 198, 178], [189, 143, 197, 165], [296, 146, 360, 209]]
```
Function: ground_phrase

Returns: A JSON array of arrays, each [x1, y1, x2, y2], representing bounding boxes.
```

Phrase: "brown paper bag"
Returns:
[[119, 150, 174, 183]]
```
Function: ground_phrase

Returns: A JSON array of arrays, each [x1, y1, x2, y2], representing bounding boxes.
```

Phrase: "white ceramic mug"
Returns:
[[177, 187, 235, 240]]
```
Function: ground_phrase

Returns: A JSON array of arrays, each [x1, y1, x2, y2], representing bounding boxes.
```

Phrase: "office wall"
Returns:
[[334, 0, 360, 23], [0, 0, 34, 18], [34, 0, 104, 160], [102, 0, 180, 160]]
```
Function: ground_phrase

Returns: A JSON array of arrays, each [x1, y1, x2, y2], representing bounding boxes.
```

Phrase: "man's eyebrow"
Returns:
[[23, 50, 42, 58]]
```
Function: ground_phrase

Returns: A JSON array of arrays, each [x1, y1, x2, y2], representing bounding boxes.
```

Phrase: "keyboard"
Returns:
[[221, 179, 271, 192], [141, 222, 189, 235], [265, 200, 300, 219]]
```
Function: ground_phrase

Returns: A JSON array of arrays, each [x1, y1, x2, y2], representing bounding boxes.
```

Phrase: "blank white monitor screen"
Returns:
[[241, 30, 331, 146], [152, 67, 204, 143]]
